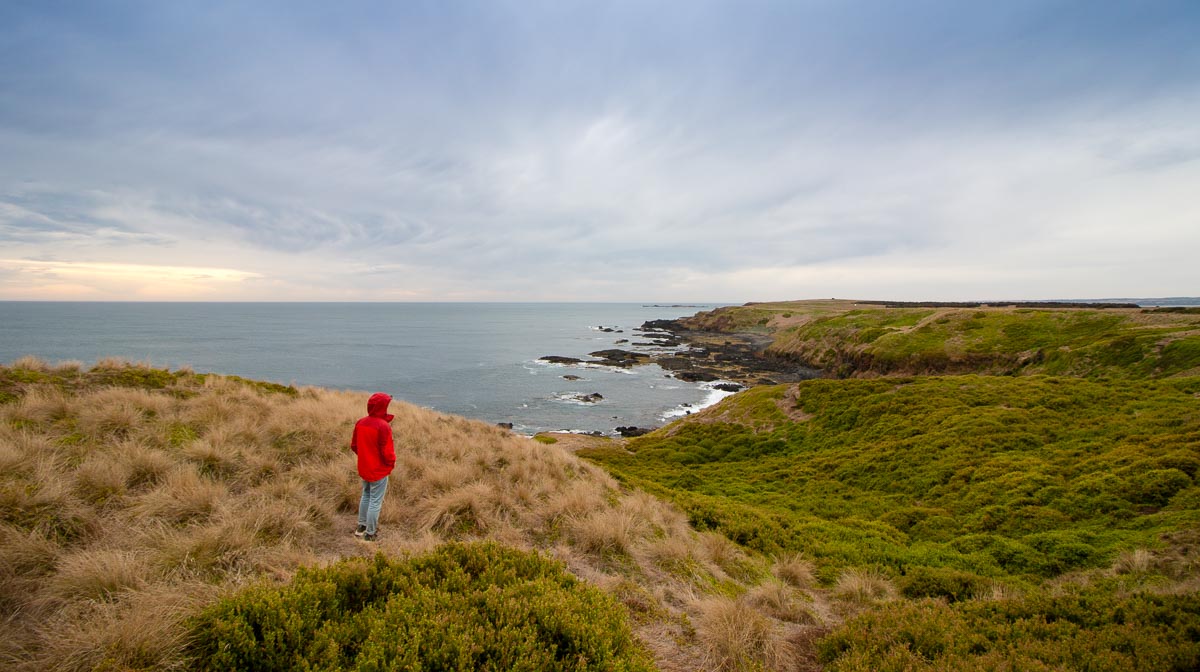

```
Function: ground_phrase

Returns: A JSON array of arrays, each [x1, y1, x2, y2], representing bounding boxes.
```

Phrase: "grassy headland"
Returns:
[[667, 299, 1200, 379], [577, 300, 1200, 670]]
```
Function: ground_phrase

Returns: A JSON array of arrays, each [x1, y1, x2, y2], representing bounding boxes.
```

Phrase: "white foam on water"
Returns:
[[659, 381, 740, 421], [579, 362, 639, 374], [551, 392, 605, 406], [531, 359, 639, 374]]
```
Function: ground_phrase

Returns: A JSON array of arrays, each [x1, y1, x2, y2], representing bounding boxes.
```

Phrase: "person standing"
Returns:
[[351, 392, 396, 542]]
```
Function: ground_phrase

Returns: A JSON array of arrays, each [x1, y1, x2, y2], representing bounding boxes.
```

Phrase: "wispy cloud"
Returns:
[[1, 1, 1198, 301]]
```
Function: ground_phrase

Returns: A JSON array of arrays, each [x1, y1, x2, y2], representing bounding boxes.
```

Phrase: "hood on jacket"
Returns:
[[367, 392, 395, 422]]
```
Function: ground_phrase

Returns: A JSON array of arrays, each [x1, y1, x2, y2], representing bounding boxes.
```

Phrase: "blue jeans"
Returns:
[[357, 476, 388, 535]]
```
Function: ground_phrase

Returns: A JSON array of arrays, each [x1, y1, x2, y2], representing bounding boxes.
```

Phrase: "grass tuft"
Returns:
[[834, 568, 897, 604], [130, 468, 227, 525], [48, 549, 152, 602], [772, 551, 817, 589], [570, 507, 647, 559], [695, 596, 795, 672], [747, 579, 815, 624]]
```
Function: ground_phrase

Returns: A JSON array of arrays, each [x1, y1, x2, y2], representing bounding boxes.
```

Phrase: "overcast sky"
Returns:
[[1, 1, 1198, 302]]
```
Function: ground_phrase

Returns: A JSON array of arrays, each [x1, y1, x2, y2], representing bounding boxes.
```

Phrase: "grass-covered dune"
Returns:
[[580, 375, 1200, 670], [675, 300, 1200, 378], [0, 357, 843, 672]]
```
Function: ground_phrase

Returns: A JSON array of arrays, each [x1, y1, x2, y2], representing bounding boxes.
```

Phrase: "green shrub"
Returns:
[[949, 534, 1039, 575], [1125, 469, 1193, 508], [1024, 531, 1103, 576], [819, 587, 1200, 671], [586, 375, 1200, 582], [188, 542, 655, 671], [898, 566, 984, 602]]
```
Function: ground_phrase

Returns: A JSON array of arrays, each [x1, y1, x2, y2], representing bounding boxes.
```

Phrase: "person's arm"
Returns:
[[381, 426, 396, 470], [350, 423, 359, 454]]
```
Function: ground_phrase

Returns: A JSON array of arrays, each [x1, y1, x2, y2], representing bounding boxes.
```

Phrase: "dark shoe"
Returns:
[[354, 525, 367, 537], [363, 533, 378, 542]]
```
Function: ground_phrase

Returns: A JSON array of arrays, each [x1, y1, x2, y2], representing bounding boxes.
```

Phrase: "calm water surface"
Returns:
[[0, 302, 729, 435]]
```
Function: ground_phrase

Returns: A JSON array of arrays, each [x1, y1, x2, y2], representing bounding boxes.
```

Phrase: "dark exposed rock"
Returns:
[[562, 374, 581, 381], [616, 426, 653, 437], [640, 319, 682, 331], [614, 339, 629, 344], [637, 317, 822, 386], [588, 349, 650, 367], [571, 393, 604, 403], [713, 383, 744, 393], [540, 356, 584, 365], [589, 349, 643, 359], [497, 422, 514, 430], [654, 356, 694, 370]]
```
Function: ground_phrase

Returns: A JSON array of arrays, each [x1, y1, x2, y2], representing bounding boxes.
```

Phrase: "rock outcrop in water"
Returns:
[[540, 320, 820, 386], [641, 319, 820, 385]]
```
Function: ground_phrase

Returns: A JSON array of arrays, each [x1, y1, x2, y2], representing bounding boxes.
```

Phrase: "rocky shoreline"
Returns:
[[639, 319, 822, 385], [540, 318, 819, 386], [533, 315, 821, 436]]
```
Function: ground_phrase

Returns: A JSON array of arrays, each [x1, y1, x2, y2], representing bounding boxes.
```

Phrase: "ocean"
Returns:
[[0, 302, 732, 435]]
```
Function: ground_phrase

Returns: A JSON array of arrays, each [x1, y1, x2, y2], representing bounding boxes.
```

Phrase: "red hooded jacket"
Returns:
[[351, 393, 396, 481]]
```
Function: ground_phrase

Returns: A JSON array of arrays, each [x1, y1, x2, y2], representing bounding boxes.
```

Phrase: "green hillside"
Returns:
[[581, 375, 1200, 669], [678, 301, 1200, 378]]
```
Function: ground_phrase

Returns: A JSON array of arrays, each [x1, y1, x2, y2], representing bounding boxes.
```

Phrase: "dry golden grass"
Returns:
[[833, 567, 897, 604], [9, 355, 52, 372], [129, 467, 228, 525], [1111, 548, 1155, 575], [695, 596, 797, 672], [772, 551, 817, 589], [570, 507, 649, 558], [414, 480, 510, 536], [113, 441, 175, 490], [6, 386, 72, 424], [972, 579, 1026, 602], [747, 580, 816, 624], [698, 530, 764, 582], [47, 548, 153, 602], [72, 456, 131, 505], [0, 361, 817, 672], [34, 582, 216, 672], [646, 534, 702, 575]]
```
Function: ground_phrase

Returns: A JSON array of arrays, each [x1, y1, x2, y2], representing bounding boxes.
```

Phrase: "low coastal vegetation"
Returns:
[[190, 543, 654, 671], [584, 376, 1200, 569], [579, 301, 1200, 670], [4, 296, 1199, 671], [675, 300, 1200, 379], [0, 357, 820, 671]]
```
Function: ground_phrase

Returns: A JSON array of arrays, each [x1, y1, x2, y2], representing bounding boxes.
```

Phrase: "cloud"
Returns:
[[0, 1, 1198, 301]]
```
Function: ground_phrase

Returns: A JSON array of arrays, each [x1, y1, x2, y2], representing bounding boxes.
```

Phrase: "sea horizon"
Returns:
[[0, 301, 733, 436]]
